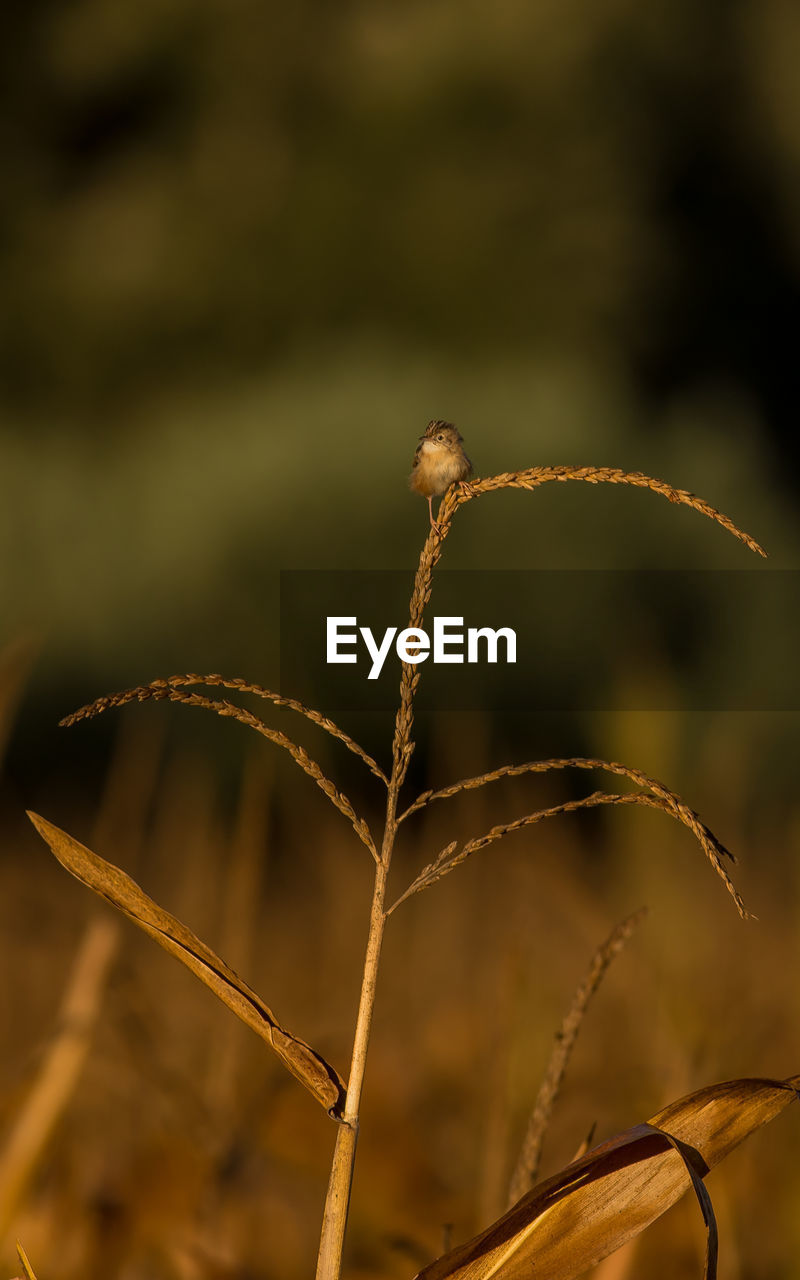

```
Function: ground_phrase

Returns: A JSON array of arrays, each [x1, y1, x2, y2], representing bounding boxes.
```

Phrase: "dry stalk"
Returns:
[[317, 465, 760, 1278], [390, 789, 747, 918], [62, 672, 387, 783], [441, 465, 766, 557], [63, 684, 377, 861], [393, 754, 749, 917], [506, 908, 647, 1206], [390, 461, 762, 799], [398, 755, 736, 832], [15, 1243, 38, 1280], [0, 916, 120, 1244], [45, 461, 763, 1280]]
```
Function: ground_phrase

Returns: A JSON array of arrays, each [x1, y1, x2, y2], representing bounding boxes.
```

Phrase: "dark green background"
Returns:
[[2, 0, 799, 796]]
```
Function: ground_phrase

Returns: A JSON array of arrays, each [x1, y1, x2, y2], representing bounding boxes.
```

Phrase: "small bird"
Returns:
[[409, 420, 473, 531]]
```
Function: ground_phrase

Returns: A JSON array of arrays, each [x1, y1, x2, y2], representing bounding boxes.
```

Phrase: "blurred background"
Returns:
[[1, 1, 799, 1276]]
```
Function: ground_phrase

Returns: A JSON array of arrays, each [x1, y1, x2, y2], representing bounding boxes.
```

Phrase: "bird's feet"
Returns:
[[426, 495, 444, 535]]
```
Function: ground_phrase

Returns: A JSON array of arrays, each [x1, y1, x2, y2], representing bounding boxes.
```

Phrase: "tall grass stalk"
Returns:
[[314, 468, 762, 1278], [32, 463, 772, 1280]]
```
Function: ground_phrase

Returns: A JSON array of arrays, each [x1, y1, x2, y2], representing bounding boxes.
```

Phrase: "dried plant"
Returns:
[[13, 1242, 38, 1280], [0, 917, 119, 1242], [506, 907, 648, 1207], [27, 463, 799, 1280]]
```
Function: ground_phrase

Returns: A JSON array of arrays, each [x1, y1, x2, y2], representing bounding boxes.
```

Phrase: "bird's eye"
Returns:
[[436, 433, 444, 441]]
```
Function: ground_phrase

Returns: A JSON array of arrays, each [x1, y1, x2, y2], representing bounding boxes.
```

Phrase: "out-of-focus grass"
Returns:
[[1, 695, 798, 1278]]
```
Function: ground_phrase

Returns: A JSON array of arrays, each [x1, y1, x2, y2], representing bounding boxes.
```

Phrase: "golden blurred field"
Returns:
[[3, 1, 800, 1274], [1, 632, 799, 1279]]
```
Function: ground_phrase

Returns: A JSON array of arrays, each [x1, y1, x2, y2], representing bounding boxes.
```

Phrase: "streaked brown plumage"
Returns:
[[409, 420, 473, 531]]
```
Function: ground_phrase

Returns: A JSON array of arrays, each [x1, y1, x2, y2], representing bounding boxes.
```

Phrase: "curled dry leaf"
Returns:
[[415, 1075, 799, 1280], [27, 812, 346, 1118]]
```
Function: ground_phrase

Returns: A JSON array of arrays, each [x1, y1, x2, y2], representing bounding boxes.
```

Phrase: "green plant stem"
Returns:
[[315, 786, 399, 1280]]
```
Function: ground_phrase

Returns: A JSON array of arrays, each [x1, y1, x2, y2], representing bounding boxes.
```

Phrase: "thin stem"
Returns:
[[316, 460, 762, 1277], [315, 784, 399, 1280], [316, 504, 447, 1279], [315, 484, 460, 1277]]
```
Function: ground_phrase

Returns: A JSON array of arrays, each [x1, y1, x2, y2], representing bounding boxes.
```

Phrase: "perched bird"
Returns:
[[409, 420, 473, 531]]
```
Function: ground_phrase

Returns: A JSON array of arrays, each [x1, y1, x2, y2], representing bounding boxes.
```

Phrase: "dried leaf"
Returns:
[[415, 1075, 799, 1280], [27, 812, 346, 1118]]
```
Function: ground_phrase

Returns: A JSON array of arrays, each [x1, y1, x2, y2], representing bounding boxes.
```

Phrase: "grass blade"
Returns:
[[27, 811, 346, 1117]]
